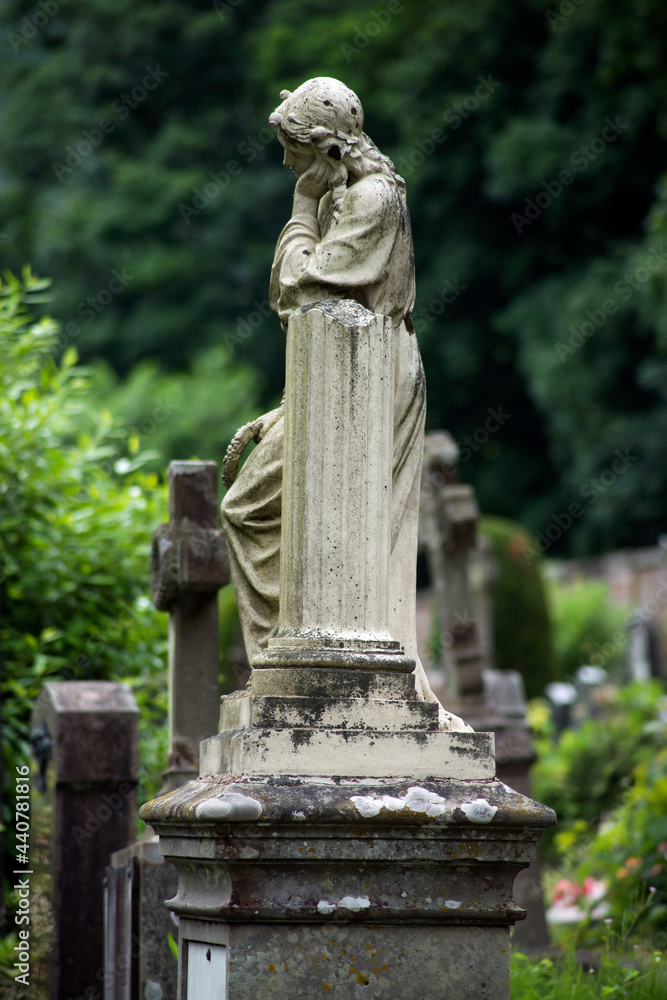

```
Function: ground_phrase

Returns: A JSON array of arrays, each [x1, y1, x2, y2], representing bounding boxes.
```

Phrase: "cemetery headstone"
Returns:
[[31, 681, 138, 1000], [105, 461, 231, 1000], [150, 459, 229, 767], [421, 431, 550, 947]]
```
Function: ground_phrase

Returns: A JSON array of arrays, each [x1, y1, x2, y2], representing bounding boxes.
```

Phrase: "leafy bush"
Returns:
[[548, 576, 629, 680], [480, 516, 554, 699], [577, 738, 667, 935], [86, 349, 265, 475], [531, 681, 666, 862], [0, 271, 169, 870]]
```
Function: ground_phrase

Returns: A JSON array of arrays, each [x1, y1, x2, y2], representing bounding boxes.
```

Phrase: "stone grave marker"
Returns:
[[31, 681, 138, 1000], [150, 460, 229, 769], [105, 460, 231, 1000], [141, 77, 554, 997], [421, 430, 550, 948]]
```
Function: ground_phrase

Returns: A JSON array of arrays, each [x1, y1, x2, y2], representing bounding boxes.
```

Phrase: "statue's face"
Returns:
[[281, 142, 315, 177]]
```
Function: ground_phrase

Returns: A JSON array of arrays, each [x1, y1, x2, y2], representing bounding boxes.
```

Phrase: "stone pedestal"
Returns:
[[142, 304, 555, 996], [141, 666, 554, 998], [254, 301, 412, 673], [141, 736, 554, 999]]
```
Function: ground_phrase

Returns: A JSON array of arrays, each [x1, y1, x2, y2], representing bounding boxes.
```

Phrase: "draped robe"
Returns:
[[221, 170, 438, 705]]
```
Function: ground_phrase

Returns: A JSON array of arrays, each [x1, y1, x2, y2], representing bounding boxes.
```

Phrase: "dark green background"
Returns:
[[2, 0, 667, 556]]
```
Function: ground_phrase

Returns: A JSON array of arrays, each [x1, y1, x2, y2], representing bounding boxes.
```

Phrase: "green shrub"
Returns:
[[531, 681, 666, 862], [577, 739, 667, 935], [480, 516, 554, 699], [0, 271, 169, 866], [86, 350, 265, 475], [548, 576, 629, 681]]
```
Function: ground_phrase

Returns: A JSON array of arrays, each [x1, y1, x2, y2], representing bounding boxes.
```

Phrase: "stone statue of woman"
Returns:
[[221, 77, 467, 731]]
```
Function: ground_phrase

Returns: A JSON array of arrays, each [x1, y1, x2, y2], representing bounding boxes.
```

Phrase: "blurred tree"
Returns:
[[1, 0, 667, 553], [480, 516, 554, 698]]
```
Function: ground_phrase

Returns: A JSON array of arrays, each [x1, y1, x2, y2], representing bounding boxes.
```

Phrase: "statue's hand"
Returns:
[[222, 402, 285, 489], [294, 158, 332, 201]]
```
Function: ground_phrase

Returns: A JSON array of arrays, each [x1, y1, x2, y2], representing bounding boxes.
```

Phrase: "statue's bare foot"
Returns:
[[437, 706, 473, 733], [413, 658, 473, 732]]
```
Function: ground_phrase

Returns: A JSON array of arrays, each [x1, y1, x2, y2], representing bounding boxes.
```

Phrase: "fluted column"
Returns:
[[253, 300, 413, 672]]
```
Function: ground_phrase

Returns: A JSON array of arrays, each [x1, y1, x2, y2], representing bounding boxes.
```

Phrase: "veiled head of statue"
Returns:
[[269, 78, 364, 159]]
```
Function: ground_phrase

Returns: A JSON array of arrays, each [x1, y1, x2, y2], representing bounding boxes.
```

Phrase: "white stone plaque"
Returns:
[[186, 941, 227, 998]]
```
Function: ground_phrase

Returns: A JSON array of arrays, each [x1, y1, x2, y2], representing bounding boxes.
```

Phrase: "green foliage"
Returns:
[[3, 0, 667, 552], [85, 349, 265, 474], [531, 681, 666, 861], [510, 947, 665, 999], [480, 516, 554, 699], [168, 932, 178, 960], [578, 742, 667, 934], [0, 271, 169, 859], [548, 576, 629, 680]]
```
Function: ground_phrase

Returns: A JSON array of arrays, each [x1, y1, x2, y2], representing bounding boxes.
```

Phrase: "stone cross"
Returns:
[[421, 431, 550, 947], [150, 461, 228, 764], [421, 431, 488, 717]]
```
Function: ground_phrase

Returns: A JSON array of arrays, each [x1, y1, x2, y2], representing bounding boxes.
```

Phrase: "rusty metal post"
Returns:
[[31, 681, 138, 1000], [150, 461, 229, 767]]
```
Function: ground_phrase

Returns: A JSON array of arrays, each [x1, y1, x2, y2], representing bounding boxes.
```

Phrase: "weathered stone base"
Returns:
[[141, 773, 554, 999], [200, 684, 493, 780], [178, 919, 509, 999]]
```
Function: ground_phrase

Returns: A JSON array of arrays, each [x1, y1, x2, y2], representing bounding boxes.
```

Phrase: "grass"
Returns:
[[511, 947, 665, 998]]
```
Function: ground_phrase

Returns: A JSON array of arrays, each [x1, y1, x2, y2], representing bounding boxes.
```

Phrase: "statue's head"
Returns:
[[269, 77, 364, 168], [269, 77, 405, 213]]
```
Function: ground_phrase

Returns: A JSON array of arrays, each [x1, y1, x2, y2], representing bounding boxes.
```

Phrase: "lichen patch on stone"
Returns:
[[195, 792, 263, 822], [460, 798, 497, 823], [350, 785, 451, 819], [338, 895, 371, 911]]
